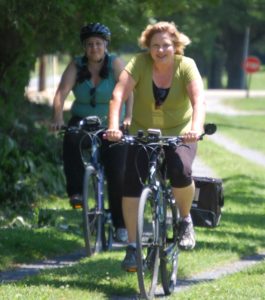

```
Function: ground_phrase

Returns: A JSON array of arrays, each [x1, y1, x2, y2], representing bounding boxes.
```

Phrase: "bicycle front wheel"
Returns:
[[160, 190, 179, 295], [136, 187, 160, 300], [82, 166, 112, 256]]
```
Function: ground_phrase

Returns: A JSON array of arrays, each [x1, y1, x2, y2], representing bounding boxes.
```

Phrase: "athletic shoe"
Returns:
[[115, 228, 128, 243], [69, 195, 82, 209], [121, 245, 137, 272], [178, 219, 196, 250]]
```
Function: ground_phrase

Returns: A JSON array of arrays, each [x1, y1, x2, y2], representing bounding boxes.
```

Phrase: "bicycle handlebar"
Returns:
[[59, 116, 106, 136], [117, 123, 217, 147]]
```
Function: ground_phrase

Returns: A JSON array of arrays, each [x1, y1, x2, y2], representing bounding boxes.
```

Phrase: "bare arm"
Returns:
[[106, 70, 135, 141], [184, 78, 206, 142], [123, 92, 134, 127], [112, 57, 134, 127], [51, 60, 77, 130]]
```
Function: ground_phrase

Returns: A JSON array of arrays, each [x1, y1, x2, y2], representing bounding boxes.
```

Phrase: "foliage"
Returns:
[[144, 0, 265, 88], [0, 99, 65, 209]]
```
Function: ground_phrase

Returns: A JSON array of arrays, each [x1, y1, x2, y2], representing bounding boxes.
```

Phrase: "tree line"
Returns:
[[1, 0, 265, 103]]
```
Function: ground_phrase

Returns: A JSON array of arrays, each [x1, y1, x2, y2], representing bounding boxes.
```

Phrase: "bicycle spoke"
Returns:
[[160, 192, 179, 295], [83, 166, 102, 255], [137, 187, 160, 300]]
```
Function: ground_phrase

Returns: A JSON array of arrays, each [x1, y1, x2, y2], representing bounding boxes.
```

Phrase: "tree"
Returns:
[[0, 0, 150, 105], [193, 0, 265, 89]]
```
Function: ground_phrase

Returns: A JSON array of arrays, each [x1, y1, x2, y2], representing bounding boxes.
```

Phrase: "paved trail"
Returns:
[[195, 89, 265, 171]]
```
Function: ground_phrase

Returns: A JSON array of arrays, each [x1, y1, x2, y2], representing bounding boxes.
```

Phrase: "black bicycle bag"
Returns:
[[191, 176, 224, 228]]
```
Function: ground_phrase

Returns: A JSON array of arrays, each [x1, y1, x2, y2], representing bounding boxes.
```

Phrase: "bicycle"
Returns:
[[117, 123, 216, 299], [61, 116, 114, 257]]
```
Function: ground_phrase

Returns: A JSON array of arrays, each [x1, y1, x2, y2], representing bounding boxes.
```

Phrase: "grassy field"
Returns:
[[206, 97, 265, 153], [0, 96, 265, 299]]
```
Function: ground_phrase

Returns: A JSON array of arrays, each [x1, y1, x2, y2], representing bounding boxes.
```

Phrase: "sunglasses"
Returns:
[[90, 87, 96, 107]]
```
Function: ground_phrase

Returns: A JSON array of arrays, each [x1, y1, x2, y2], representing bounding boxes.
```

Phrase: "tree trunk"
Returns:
[[38, 55, 46, 91], [225, 31, 246, 89], [208, 39, 226, 89]]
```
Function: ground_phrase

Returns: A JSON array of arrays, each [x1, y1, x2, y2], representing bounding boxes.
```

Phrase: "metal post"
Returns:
[[242, 27, 250, 91]]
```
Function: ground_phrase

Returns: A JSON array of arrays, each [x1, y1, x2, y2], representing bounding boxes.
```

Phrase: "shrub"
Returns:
[[0, 98, 65, 209]]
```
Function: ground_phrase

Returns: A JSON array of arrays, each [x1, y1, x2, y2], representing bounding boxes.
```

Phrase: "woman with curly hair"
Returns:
[[106, 21, 206, 271]]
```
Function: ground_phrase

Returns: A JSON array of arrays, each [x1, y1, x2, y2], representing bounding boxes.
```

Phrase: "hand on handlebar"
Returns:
[[50, 119, 65, 132], [105, 128, 123, 141], [182, 130, 202, 143]]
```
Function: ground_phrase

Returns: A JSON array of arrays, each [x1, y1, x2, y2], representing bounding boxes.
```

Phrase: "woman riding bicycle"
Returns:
[[106, 21, 206, 270], [51, 22, 133, 242]]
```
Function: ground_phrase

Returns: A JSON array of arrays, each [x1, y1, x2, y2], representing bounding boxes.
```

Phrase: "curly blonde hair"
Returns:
[[138, 21, 191, 55]]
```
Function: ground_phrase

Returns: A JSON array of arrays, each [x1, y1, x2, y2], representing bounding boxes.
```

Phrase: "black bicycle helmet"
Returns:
[[80, 23, 111, 43]]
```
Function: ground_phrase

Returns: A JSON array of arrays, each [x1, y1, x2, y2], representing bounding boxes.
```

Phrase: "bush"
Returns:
[[0, 98, 65, 209]]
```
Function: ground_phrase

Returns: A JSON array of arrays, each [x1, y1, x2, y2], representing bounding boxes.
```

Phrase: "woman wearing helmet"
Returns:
[[51, 22, 133, 242]]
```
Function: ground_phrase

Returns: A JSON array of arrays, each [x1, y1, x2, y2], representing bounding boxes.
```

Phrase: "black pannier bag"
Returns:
[[191, 177, 224, 228]]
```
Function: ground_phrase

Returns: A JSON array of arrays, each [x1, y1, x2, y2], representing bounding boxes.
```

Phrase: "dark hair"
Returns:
[[80, 23, 111, 43], [76, 54, 110, 84]]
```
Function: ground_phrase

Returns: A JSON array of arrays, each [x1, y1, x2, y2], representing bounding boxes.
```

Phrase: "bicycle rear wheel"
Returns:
[[136, 187, 160, 300], [160, 190, 179, 295], [82, 165, 113, 256]]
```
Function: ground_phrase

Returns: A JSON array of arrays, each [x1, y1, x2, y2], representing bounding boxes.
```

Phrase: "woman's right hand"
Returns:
[[50, 119, 65, 132], [105, 129, 123, 141]]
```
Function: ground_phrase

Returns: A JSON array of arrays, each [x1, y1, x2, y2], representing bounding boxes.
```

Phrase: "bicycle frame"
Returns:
[[81, 127, 113, 256], [119, 123, 217, 298], [62, 116, 113, 256], [143, 144, 169, 239], [82, 130, 105, 255]]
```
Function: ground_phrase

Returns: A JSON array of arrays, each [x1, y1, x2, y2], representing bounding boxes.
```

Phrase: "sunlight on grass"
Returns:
[[206, 112, 265, 154], [172, 261, 265, 300], [0, 251, 139, 300], [223, 97, 265, 111]]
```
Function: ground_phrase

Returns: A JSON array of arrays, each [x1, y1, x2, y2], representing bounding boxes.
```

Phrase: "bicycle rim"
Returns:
[[137, 187, 160, 300], [160, 191, 179, 295], [82, 166, 103, 256]]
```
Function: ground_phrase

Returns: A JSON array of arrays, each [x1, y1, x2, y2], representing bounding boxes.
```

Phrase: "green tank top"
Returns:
[[71, 54, 125, 122]]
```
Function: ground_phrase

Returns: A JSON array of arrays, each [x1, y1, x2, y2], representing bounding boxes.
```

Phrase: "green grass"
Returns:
[[245, 66, 265, 90], [173, 261, 265, 300], [206, 97, 265, 154], [0, 95, 265, 298], [0, 197, 84, 271], [1, 143, 265, 298], [223, 97, 265, 111]]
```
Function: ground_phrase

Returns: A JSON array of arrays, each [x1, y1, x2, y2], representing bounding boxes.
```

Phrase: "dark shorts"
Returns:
[[123, 143, 197, 197]]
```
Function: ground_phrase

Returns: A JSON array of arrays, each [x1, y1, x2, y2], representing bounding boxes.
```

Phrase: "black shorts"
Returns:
[[123, 142, 197, 197]]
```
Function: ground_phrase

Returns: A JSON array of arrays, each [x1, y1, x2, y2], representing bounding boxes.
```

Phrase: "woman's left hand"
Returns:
[[182, 130, 201, 143]]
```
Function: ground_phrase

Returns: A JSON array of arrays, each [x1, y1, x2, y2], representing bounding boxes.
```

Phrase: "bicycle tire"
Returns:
[[82, 165, 113, 256], [136, 187, 160, 300], [160, 189, 179, 295]]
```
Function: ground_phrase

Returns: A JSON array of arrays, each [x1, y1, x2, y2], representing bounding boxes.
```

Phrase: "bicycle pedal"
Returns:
[[72, 204, 82, 209], [70, 197, 83, 209]]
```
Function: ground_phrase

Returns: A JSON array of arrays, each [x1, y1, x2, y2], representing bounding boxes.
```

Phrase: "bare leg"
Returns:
[[122, 196, 139, 243], [172, 181, 195, 218]]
